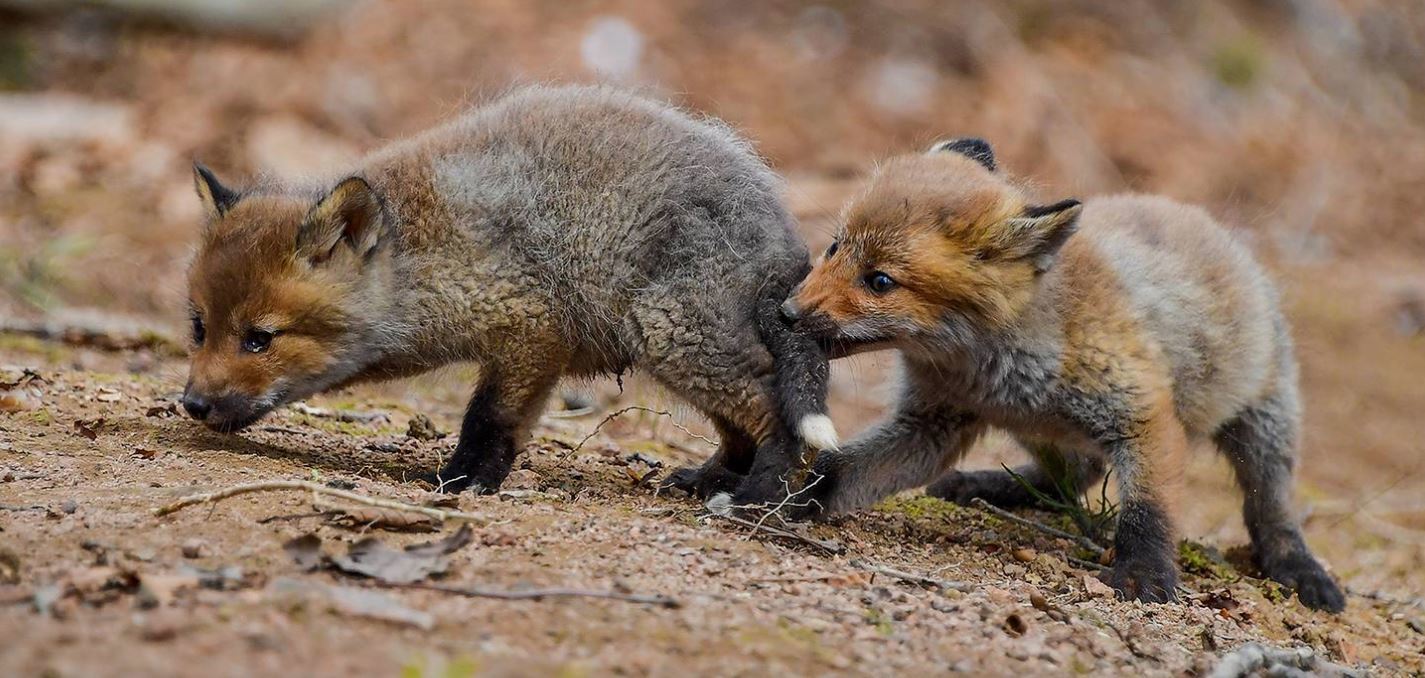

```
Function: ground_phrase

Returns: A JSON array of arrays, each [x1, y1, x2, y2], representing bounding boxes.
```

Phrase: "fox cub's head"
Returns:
[[784, 138, 1081, 356], [182, 165, 396, 432]]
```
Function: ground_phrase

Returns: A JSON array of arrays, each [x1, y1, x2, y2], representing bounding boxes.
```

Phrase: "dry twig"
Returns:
[[563, 406, 717, 458], [970, 497, 1106, 557], [374, 580, 680, 608], [852, 559, 970, 592], [152, 480, 488, 525], [711, 511, 845, 555]]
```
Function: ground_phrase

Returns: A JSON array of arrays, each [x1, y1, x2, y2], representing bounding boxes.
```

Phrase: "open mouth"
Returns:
[[820, 336, 897, 360]]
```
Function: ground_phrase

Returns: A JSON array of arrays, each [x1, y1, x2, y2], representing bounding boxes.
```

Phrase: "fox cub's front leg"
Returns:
[[429, 364, 561, 494], [804, 406, 982, 518], [1093, 398, 1188, 604]]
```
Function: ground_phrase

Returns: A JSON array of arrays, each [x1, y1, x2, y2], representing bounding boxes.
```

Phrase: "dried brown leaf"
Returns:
[[73, 418, 104, 441], [330, 524, 474, 584], [282, 533, 324, 571]]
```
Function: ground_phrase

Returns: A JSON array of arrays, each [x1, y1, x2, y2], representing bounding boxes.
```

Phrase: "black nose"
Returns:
[[781, 299, 803, 323], [182, 393, 212, 421]]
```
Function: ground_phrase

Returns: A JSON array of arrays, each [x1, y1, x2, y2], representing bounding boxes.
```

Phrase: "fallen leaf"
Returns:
[[73, 418, 104, 441], [145, 403, 180, 418], [331, 524, 474, 584], [0, 368, 45, 412], [131, 448, 159, 460], [94, 387, 123, 403], [283, 533, 324, 571]]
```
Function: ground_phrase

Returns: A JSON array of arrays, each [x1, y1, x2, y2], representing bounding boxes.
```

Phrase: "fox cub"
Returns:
[[181, 85, 836, 505], [783, 138, 1344, 611]]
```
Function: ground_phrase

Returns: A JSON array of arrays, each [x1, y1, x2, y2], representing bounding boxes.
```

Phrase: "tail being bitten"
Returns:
[[756, 296, 839, 451]]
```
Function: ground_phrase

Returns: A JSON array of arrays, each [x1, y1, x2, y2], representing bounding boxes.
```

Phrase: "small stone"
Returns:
[[1083, 574, 1115, 598], [1030, 591, 1051, 611], [181, 539, 205, 559], [1013, 548, 1037, 563], [61, 499, 78, 514]]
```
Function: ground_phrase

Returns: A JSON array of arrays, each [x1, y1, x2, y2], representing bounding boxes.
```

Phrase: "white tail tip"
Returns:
[[798, 414, 840, 451]]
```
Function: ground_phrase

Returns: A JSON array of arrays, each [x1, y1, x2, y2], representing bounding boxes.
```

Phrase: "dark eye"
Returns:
[[242, 329, 275, 354], [825, 240, 840, 259], [191, 316, 205, 345], [865, 271, 896, 294]]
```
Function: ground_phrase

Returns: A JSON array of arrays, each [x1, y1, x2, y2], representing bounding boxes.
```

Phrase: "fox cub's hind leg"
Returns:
[[428, 360, 564, 494], [927, 445, 1106, 509], [1214, 392, 1345, 612], [662, 416, 756, 499]]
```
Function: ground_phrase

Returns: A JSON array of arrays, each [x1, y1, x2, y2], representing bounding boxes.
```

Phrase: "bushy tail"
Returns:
[[756, 295, 839, 451]]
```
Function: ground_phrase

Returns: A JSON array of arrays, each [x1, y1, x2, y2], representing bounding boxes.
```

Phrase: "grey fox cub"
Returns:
[[783, 138, 1344, 612], [181, 85, 837, 505]]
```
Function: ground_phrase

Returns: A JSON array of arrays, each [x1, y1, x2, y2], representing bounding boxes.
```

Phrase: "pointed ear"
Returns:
[[928, 137, 996, 172], [1001, 199, 1082, 273], [193, 162, 240, 219], [297, 177, 385, 265]]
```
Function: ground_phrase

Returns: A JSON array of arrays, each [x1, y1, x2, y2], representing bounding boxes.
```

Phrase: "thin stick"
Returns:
[[852, 559, 970, 592], [970, 497, 1105, 557], [152, 480, 488, 524], [563, 406, 717, 459], [374, 580, 681, 608], [712, 512, 845, 555], [1067, 555, 1105, 571]]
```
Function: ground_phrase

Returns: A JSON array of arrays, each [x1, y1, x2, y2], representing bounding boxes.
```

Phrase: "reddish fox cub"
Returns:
[[783, 138, 1345, 611], [181, 85, 836, 505]]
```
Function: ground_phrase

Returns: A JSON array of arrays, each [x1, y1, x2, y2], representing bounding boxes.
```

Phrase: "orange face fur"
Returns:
[[787, 141, 1081, 354], [183, 167, 393, 432]]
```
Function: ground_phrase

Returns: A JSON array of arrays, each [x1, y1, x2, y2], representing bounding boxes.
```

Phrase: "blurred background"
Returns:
[[0, 0, 1422, 592]]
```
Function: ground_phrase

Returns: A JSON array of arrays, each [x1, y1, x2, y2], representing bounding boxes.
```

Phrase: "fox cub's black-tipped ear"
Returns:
[[928, 137, 996, 172], [193, 163, 240, 219], [298, 177, 385, 264], [1003, 199, 1082, 273]]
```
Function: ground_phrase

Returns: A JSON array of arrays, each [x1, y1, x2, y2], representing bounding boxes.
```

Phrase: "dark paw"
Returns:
[[660, 464, 743, 499], [728, 468, 834, 522], [926, 470, 1037, 508], [416, 469, 495, 494], [1102, 556, 1180, 604], [1263, 556, 1346, 613]]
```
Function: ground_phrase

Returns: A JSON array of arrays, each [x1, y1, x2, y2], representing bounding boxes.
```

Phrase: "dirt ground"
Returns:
[[3, 1, 1425, 675]]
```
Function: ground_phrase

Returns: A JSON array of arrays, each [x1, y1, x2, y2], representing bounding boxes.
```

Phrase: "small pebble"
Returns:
[[1013, 548, 1037, 563], [181, 539, 205, 559], [61, 499, 78, 514], [1030, 591, 1051, 611]]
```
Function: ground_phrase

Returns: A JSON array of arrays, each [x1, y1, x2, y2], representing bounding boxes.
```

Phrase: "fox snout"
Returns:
[[781, 294, 843, 343], [181, 383, 271, 433]]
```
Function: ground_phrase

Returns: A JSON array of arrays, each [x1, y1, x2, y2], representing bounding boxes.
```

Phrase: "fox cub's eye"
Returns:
[[865, 271, 896, 294], [242, 329, 276, 354], [825, 241, 840, 259], [191, 316, 205, 345]]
